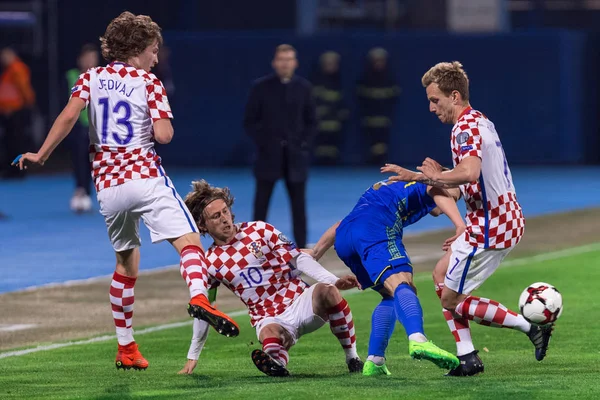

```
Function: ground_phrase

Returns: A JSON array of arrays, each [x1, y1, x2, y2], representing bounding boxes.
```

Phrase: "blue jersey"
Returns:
[[347, 179, 436, 229], [335, 180, 436, 290]]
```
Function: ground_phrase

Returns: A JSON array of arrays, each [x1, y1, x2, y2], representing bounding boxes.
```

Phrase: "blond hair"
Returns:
[[421, 61, 469, 101], [184, 180, 235, 235]]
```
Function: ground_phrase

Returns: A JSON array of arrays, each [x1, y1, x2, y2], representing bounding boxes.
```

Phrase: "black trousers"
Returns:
[[364, 126, 391, 166], [70, 122, 92, 195], [253, 177, 307, 248], [0, 110, 30, 178]]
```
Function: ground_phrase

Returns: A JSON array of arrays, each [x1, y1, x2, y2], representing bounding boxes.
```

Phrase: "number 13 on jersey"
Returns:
[[98, 97, 134, 145]]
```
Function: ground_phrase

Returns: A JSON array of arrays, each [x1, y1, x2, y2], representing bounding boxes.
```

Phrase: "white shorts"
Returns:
[[97, 176, 197, 252], [444, 235, 513, 295], [255, 285, 327, 345]]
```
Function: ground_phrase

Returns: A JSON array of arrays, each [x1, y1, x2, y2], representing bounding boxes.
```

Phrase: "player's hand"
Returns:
[[416, 157, 443, 180], [178, 359, 198, 375], [335, 275, 361, 290], [301, 248, 315, 258], [380, 163, 418, 182], [11, 153, 44, 170], [442, 226, 466, 251]]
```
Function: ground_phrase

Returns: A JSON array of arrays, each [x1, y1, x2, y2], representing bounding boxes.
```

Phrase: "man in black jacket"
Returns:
[[244, 44, 317, 248]]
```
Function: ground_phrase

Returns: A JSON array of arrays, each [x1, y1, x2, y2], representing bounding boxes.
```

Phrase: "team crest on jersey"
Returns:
[[247, 241, 264, 258], [278, 233, 294, 245], [456, 131, 470, 144]]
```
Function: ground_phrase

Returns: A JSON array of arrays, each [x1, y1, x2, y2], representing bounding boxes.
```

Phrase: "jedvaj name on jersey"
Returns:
[[98, 79, 135, 97]]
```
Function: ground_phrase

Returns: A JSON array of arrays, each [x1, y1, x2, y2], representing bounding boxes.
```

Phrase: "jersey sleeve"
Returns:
[[262, 222, 300, 263], [69, 71, 91, 106], [455, 125, 483, 162], [146, 76, 173, 122]]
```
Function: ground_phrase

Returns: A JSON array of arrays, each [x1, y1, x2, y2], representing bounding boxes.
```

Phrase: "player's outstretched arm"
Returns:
[[417, 157, 481, 188], [179, 287, 217, 375], [12, 98, 84, 170], [308, 221, 341, 261], [427, 187, 467, 251], [291, 252, 361, 290]]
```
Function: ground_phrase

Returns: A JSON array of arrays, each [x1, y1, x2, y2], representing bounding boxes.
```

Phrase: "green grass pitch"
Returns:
[[1, 248, 599, 400]]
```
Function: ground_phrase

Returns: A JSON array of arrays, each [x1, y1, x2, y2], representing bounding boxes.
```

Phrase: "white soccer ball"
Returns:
[[518, 282, 563, 326]]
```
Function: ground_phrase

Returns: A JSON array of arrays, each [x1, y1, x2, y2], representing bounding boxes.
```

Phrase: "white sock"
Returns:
[[345, 346, 359, 363], [456, 340, 476, 357], [367, 355, 386, 366], [408, 333, 428, 343]]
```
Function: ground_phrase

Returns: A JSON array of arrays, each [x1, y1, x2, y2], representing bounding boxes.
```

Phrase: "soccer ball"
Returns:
[[518, 282, 563, 326]]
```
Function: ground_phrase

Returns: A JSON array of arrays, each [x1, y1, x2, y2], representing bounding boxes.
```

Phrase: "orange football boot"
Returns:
[[188, 294, 240, 337], [115, 342, 148, 370]]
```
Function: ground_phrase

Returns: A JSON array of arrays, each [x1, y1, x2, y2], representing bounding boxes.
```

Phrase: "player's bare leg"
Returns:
[[170, 233, 239, 337], [432, 251, 483, 376], [382, 272, 459, 370], [312, 283, 363, 373], [441, 285, 553, 362], [112, 248, 148, 370], [253, 324, 291, 377]]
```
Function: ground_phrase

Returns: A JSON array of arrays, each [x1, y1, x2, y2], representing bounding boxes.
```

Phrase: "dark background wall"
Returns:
[[157, 30, 597, 167], [3, 0, 597, 167]]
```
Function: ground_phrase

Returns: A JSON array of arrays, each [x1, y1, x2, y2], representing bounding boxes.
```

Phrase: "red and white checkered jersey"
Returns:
[[70, 62, 173, 192], [205, 221, 306, 327], [451, 107, 525, 249]]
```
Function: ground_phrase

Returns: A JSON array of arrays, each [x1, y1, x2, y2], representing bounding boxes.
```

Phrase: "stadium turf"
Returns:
[[1, 248, 599, 400]]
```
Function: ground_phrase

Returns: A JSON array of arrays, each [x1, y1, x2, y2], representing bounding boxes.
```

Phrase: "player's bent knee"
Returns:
[[115, 248, 140, 277], [313, 283, 340, 306], [440, 291, 462, 311], [259, 323, 284, 342], [169, 232, 202, 254], [383, 272, 415, 297]]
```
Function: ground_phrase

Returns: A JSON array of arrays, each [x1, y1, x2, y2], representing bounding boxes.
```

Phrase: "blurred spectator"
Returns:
[[0, 47, 35, 179], [310, 51, 348, 165], [66, 44, 99, 213], [244, 44, 317, 248], [357, 47, 400, 165]]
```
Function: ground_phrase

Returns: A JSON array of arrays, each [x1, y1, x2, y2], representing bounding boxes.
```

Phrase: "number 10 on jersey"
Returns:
[[240, 267, 263, 288]]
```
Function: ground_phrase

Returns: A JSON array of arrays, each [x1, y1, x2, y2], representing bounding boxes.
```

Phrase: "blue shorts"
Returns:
[[334, 214, 413, 291]]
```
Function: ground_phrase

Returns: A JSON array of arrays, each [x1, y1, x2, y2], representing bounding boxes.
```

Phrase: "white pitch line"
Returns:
[[9, 241, 444, 294], [0, 324, 37, 332], [12, 264, 180, 294], [0, 310, 248, 359], [1, 242, 598, 360]]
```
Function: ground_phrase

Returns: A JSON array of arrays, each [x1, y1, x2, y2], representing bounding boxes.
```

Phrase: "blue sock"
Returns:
[[393, 283, 424, 337], [368, 297, 396, 357]]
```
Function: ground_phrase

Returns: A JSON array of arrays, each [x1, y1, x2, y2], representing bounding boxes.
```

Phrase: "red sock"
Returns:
[[455, 295, 530, 333], [262, 337, 288, 367], [180, 245, 209, 298], [110, 272, 136, 346], [435, 283, 474, 356], [327, 299, 358, 362]]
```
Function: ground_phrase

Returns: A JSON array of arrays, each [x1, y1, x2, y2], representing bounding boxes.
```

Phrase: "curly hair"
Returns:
[[99, 11, 163, 62], [421, 61, 470, 101], [184, 180, 235, 235]]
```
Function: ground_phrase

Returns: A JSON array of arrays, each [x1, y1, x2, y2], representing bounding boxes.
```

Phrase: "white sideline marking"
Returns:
[[0, 324, 37, 332], [11, 254, 443, 294], [1, 242, 598, 360], [10, 237, 443, 294], [0, 310, 248, 359], [12, 264, 180, 294]]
